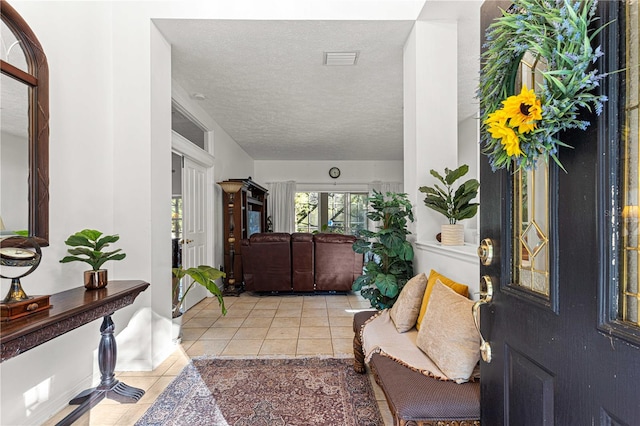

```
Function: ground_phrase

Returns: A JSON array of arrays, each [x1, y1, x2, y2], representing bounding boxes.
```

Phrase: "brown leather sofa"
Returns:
[[241, 232, 364, 293], [241, 233, 292, 292]]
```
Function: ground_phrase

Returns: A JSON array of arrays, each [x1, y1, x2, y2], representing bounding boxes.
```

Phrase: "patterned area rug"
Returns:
[[135, 357, 383, 426]]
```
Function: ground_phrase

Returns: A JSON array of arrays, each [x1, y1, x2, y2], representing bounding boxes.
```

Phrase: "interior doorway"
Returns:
[[171, 102, 215, 312]]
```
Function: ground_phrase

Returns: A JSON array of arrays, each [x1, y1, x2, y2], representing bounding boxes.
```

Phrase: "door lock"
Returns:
[[472, 275, 493, 363], [180, 239, 194, 244], [477, 238, 494, 266]]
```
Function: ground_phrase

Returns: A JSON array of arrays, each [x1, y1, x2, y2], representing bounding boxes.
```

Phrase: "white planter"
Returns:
[[172, 313, 183, 344], [441, 224, 465, 246]]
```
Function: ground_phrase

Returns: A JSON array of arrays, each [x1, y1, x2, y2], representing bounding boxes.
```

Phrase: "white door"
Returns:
[[181, 156, 208, 310]]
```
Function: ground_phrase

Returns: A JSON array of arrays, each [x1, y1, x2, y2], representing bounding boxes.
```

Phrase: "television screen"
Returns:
[[248, 211, 262, 236]]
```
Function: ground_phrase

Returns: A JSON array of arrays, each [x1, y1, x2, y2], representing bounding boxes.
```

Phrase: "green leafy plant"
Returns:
[[60, 229, 126, 271], [352, 190, 414, 310], [172, 265, 226, 318], [418, 165, 479, 224], [478, 0, 608, 171]]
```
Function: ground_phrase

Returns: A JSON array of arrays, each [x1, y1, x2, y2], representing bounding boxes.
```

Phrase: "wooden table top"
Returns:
[[0, 280, 150, 362]]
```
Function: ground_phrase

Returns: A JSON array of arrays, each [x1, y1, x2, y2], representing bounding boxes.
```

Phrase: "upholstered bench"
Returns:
[[354, 311, 480, 426], [352, 269, 482, 426]]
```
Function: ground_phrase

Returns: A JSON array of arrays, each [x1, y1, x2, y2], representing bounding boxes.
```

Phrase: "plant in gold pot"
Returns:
[[418, 164, 479, 246], [60, 229, 126, 289]]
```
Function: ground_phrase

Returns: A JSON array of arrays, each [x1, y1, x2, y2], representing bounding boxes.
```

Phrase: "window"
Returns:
[[295, 192, 368, 235], [172, 103, 206, 150], [620, 0, 639, 327], [511, 51, 552, 299], [171, 196, 182, 239]]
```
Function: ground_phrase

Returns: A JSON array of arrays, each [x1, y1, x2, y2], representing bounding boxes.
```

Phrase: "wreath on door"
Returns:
[[478, 0, 609, 172]]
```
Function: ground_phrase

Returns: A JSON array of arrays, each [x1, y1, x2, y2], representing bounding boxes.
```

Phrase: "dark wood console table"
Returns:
[[0, 280, 150, 425]]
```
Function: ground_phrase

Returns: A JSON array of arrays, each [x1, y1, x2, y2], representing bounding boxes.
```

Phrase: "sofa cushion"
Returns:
[[416, 269, 469, 330], [389, 273, 428, 332], [314, 233, 362, 291], [416, 280, 480, 383], [370, 353, 480, 422], [291, 233, 314, 291]]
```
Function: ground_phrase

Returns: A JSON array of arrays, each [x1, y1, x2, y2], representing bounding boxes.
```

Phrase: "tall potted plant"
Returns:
[[172, 265, 226, 318], [60, 229, 126, 289], [352, 190, 414, 309], [418, 164, 479, 246], [172, 265, 226, 342]]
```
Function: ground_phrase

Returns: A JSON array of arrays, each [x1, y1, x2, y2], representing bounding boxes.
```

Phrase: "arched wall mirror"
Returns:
[[1, 0, 49, 246]]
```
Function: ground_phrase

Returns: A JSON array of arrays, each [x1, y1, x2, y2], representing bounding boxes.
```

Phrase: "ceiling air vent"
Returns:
[[323, 51, 359, 66]]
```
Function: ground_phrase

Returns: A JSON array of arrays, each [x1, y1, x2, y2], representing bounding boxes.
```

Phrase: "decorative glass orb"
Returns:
[[0, 236, 42, 303]]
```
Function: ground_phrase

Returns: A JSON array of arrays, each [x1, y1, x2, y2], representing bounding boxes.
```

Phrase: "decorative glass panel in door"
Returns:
[[511, 51, 551, 300]]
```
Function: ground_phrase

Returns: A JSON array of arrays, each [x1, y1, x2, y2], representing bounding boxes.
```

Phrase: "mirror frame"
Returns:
[[1, 0, 49, 246]]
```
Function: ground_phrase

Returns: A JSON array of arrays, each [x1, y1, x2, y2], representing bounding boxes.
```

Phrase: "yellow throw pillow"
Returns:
[[416, 269, 469, 330]]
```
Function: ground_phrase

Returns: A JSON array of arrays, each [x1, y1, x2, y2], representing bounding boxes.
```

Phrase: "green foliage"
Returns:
[[352, 190, 414, 310], [478, 0, 608, 171], [172, 265, 226, 317], [60, 229, 126, 271], [418, 164, 479, 224]]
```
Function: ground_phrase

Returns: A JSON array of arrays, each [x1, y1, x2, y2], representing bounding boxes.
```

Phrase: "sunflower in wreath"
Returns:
[[478, 0, 609, 172]]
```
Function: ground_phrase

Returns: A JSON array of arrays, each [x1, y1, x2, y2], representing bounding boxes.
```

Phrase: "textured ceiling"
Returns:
[[155, 20, 414, 161]]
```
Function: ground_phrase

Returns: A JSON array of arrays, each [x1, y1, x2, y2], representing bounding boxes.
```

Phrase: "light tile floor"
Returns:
[[44, 292, 394, 425]]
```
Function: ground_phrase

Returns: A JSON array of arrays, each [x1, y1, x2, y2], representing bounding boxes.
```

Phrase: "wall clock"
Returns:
[[329, 167, 341, 179]]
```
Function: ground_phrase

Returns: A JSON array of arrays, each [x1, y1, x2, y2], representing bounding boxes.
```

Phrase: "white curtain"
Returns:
[[267, 181, 296, 233]]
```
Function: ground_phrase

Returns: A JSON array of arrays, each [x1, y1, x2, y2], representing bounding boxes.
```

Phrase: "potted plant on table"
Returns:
[[418, 164, 480, 246], [352, 190, 415, 310], [59, 229, 127, 289]]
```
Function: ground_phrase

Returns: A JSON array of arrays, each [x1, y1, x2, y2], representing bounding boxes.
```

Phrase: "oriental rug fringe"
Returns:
[[135, 357, 383, 426]]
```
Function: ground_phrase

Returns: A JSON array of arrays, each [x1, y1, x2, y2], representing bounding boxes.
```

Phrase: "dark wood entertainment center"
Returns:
[[220, 178, 268, 294]]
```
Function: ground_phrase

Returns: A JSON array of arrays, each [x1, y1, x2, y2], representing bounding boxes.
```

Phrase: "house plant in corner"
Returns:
[[172, 265, 226, 342], [352, 190, 414, 310], [418, 164, 479, 246], [59, 229, 126, 289]]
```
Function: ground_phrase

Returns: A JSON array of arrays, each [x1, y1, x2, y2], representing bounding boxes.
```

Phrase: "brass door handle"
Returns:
[[180, 239, 193, 244], [472, 275, 493, 363], [477, 238, 494, 266]]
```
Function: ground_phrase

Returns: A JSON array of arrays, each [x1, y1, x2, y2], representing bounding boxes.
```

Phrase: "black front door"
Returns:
[[479, 1, 640, 424]]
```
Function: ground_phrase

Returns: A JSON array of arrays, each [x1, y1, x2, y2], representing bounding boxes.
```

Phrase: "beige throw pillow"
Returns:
[[416, 279, 480, 383], [389, 273, 428, 332]]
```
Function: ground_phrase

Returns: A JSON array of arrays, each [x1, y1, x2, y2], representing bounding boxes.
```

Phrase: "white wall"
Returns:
[[254, 160, 403, 193], [403, 3, 481, 295], [1, 3, 120, 424]]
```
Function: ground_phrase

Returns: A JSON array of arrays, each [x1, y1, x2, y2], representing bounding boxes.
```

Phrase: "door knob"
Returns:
[[180, 239, 193, 244], [472, 275, 493, 363], [477, 238, 494, 266]]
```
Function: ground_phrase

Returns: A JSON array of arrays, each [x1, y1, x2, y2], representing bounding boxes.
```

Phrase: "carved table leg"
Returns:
[[353, 330, 366, 374], [55, 314, 145, 426]]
